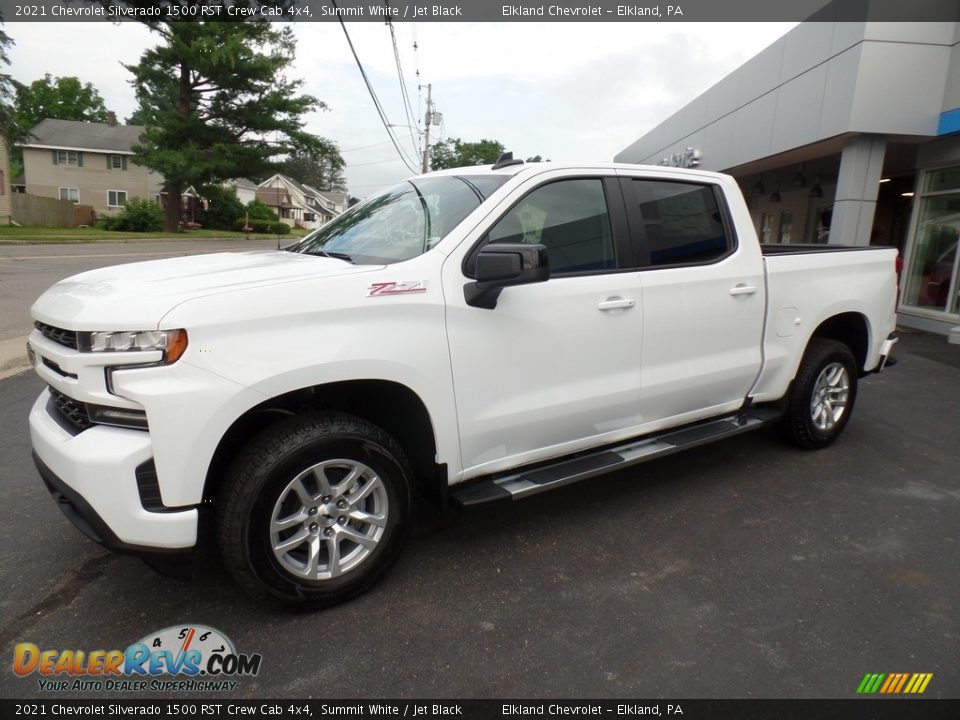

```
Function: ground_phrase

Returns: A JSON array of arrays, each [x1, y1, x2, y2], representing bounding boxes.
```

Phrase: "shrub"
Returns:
[[96, 215, 120, 231], [197, 185, 245, 231], [233, 219, 290, 235], [245, 198, 279, 221], [112, 198, 164, 232]]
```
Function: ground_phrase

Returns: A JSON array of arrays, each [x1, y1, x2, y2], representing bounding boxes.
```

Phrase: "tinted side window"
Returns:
[[488, 179, 615, 275], [630, 180, 729, 266]]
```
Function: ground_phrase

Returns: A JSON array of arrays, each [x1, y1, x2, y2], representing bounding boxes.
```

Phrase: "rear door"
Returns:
[[621, 173, 766, 424]]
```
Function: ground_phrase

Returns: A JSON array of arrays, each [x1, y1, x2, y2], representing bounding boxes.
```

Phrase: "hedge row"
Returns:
[[234, 219, 291, 235]]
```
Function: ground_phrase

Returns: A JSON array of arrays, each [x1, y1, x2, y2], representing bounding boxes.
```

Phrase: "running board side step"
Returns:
[[451, 408, 782, 508]]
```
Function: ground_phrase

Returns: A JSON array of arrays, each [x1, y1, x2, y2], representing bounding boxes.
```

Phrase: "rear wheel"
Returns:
[[216, 412, 413, 610], [778, 338, 858, 450]]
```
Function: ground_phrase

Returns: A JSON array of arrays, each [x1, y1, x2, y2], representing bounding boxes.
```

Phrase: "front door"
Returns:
[[444, 174, 645, 478]]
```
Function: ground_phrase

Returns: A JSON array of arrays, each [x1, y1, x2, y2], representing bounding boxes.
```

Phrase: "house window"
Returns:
[[109, 155, 127, 170], [59, 187, 80, 203], [107, 190, 127, 207], [55, 150, 81, 166]]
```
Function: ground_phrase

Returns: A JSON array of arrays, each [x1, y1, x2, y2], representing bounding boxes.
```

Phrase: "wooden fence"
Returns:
[[11, 193, 94, 228]]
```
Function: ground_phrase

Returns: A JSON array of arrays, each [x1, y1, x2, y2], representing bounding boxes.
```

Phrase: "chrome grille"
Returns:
[[35, 322, 79, 350], [48, 387, 93, 432]]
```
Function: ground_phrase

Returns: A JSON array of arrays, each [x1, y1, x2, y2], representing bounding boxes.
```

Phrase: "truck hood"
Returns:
[[32, 251, 379, 330]]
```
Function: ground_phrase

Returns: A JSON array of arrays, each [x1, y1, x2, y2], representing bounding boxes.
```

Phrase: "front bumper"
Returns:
[[29, 390, 198, 553]]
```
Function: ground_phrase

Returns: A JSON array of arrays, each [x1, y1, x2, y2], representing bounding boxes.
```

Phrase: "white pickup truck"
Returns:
[[28, 159, 898, 609]]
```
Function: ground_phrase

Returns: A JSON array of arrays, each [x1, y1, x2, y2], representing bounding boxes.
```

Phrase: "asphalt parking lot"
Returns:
[[1, 323, 957, 700]]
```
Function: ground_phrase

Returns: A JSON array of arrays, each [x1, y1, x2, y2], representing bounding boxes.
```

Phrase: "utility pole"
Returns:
[[421, 83, 432, 173]]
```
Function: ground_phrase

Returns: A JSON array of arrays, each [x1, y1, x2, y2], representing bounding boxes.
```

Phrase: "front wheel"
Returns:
[[216, 412, 413, 610], [778, 338, 858, 450]]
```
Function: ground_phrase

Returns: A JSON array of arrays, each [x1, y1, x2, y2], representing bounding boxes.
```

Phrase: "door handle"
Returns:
[[729, 284, 758, 296], [597, 298, 636, 311]]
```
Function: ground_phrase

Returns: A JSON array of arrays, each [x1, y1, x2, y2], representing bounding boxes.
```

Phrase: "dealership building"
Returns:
[[616, 19, 960, 337]]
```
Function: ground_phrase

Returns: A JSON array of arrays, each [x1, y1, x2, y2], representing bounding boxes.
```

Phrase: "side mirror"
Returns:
[[465, 243, 549, 309]]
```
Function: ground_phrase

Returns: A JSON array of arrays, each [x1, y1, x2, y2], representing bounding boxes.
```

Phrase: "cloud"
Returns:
[[6, 21, 795, 196]]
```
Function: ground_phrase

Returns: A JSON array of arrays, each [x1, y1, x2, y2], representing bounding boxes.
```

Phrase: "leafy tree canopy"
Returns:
[[430, 138, 506, 171], [0, 22, 15, 142], [14, 74, 111, 133], [120, 12, 326, 230]]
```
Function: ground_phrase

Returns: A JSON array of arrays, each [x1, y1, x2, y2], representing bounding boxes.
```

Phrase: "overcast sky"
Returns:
[[6, 21, 795, 196]]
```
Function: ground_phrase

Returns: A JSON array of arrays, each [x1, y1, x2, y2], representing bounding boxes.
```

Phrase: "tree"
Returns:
[[1, 20, 21, 183], [14, 74, 110, 131], [8, 74, 111, 177], [120, 13, 326, 231], [0, 22, 15, 142], [430, 138, 506, 170], [276, 143, 346, 192]]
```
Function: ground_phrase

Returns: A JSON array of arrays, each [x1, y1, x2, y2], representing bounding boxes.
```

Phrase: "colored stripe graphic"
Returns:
[[857, 673, 932, 694], [893, 673, 909, 693]]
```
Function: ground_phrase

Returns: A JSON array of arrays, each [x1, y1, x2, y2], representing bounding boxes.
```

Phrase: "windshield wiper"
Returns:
[[306, 250, 354, 263]]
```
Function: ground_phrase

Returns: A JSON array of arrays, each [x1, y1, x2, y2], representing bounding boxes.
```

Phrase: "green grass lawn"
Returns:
[[0, 225, 309, 243]]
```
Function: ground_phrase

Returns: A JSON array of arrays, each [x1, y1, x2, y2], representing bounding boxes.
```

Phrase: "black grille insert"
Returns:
[[48, 387, 93, 432], [35, 322, 79, 350]]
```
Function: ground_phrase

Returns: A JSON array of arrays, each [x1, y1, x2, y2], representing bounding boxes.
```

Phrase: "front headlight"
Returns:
[[80, 329, 188, 364]]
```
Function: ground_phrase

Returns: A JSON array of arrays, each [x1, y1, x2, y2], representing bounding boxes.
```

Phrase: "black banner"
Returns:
[[2, 699, 960, 720], [1, 0, 959, 23]]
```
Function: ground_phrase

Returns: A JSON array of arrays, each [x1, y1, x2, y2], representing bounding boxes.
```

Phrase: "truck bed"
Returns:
[[760, 243, 896, 256]]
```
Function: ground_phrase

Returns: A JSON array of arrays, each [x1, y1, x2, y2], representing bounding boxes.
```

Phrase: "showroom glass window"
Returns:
[[902, 167, 960, 316]]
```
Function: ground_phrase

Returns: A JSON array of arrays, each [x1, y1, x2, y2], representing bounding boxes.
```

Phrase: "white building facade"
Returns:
[[616, 20, 960, 336]]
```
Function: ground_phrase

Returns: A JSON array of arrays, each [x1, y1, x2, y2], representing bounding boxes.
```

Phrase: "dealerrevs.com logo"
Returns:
[[13, 625, 262, 693]]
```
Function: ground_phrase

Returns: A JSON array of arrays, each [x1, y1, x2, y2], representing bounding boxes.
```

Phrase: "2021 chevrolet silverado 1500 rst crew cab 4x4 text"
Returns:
[[27, 160, 898, 609]]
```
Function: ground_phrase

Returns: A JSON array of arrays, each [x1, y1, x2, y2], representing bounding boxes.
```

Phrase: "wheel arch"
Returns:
[[203, 379, 442, 505], [807, 311, 870, 374]]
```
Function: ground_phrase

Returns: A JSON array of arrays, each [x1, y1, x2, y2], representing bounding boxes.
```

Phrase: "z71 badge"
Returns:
[[368, 281, 428, 296]]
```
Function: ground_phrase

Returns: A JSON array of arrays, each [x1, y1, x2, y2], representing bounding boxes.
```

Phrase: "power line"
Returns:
[[387, 18, 421, 161], [341, 135, 415, 153], [348, 157, 407, 167], [329, 0, 420, 174], [413, 24, 423, 135]]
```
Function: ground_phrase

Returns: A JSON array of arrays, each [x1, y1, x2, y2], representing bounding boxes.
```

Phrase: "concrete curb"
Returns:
[[0, 335, 30, 380]]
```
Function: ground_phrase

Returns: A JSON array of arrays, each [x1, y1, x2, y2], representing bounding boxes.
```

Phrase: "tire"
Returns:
[[778, 338, 859, 450], [216, 412, 413, 610]]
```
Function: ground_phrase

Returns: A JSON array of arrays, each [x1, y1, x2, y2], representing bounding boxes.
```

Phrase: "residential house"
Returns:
[[257, 174, 345, 229], [224, 177, 258, 205], [19, 118, 163, 217], [316, 190, 350, 215]]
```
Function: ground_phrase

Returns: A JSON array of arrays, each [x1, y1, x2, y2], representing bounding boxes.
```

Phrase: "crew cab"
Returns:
[[27, 159, 898, 608]]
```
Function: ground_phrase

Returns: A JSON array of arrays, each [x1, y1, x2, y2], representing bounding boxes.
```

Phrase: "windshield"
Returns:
[[288, 175, 509, 264]]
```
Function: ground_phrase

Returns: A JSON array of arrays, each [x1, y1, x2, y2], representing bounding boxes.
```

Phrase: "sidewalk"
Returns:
[[0, 336, 28, 380]]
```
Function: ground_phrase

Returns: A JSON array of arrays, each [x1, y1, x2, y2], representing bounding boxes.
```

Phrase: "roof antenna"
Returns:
[[491, 152, 524, 170]]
